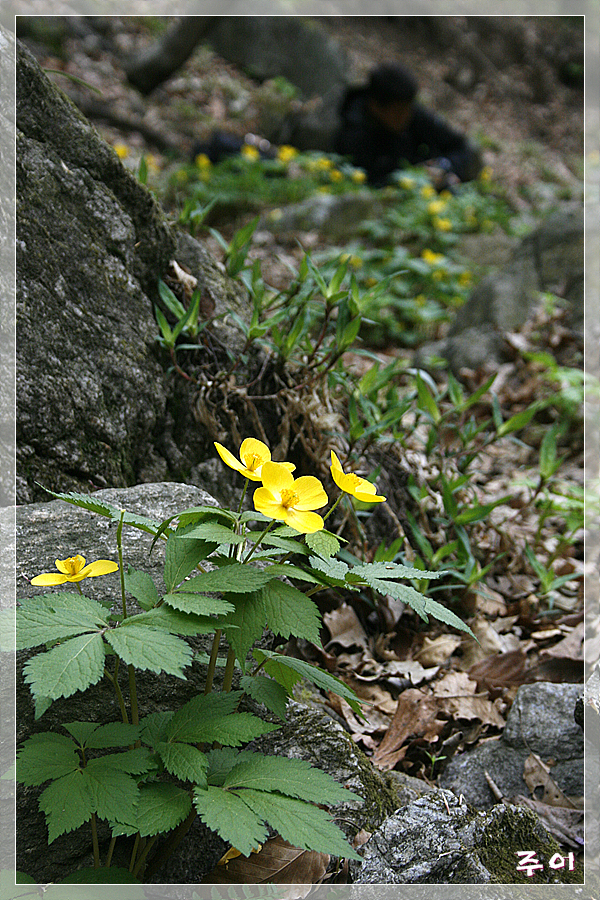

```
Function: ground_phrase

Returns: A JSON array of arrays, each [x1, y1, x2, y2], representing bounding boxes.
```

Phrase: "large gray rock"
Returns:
[[16, 41, 248, 505], [427, 203, 584, 372], [14, 482, 403, 884], [350, 790, 583, 884], [439, 682, 584, 809]]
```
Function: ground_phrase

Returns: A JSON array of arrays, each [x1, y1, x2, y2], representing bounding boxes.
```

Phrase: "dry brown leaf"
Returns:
[[327, 694, 392, 736], [539, 621, 584, 661], [414, 634, 462, 666], [467, 648, 528, 697], [203, 836, 330, 892], [372, 688, 445, 770], [432, 671, 506, 728], [457, 618, 517, 669], [323, 604, 368, 650], [523, 752, 579, 808]]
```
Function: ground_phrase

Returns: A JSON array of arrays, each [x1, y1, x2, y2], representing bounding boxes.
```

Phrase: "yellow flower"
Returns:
[[433, 216, 452, 232], [253, 462, 327, 534], [31, 555, 118, 586], [399, 176, 415, 189], [330, 451, 386, 503], [113, 143, 129, 160], [427, 199, 447, 215], [241, 145, 260, 161], [277, 145, 298, 163], [458, 270, 472, 287], [479, 166, 493, 182], [421, 184, 436, 199], [315, 156, 333, 170], [329, 169, 343, 182], [351, 169, 367, 183], [214, 438, 295, 482], [195, 153, 212, 170], [421, 249, 444, 265]]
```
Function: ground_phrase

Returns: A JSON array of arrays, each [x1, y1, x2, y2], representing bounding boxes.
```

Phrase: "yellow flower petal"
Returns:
[[79, 560, 119, 578], [283, 508, 325, 534], [30, 573, 69, 586], [214, 442, 248, 475], [253, 488, 287, 521], [56, 555, 86, 575], [330, 451, 386, 503], [291, 476, 328, 511], [260, 461, 295, 494]]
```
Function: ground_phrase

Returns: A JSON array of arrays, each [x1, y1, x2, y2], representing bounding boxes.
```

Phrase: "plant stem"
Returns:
[[143, 807, 197, 881], [104, 663, 129, 724], [90, 813, 100, 868], [128, 664, 140, 727], [204, 628, 222, 695], [222, 645, 237, 693], [323, 492, 343, 522], [129, 833, 140, 873], [117, 509, 140, 729], [242, 520, 275, 563], [105, 835, 116, 868], [132, 834, 158, 879]]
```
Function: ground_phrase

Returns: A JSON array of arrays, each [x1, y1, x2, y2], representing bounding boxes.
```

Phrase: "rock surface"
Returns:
[[422, 202, 584, 372], [350, 790, 583, 884], [16, 41, 247, 505], [439, 682, 584, 808]]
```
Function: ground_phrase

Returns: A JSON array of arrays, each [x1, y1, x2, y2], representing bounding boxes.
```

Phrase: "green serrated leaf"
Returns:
[[422, 596, 474, 636], [23, 632, 106, 702], [305, 530, 341, 559], [39, 488, 117, 518], [16, 734, 80, 786], [193, 785, 268, 857], [62, 721, 101, 746], [259, 581, 321, 644], [352, 561, 442, 581], [163, 591, 235, 617], [139, 711, 174, 749], [38, 770, 93, 843], [178, 522, 245, 545], [16, 593, 108, 649], [308, 555, 354, 588], [237, 789, 361, 860], [125, 567, 159, 610], [104, 624, 192, 678], [255, 650, 364, 717], [129, 606, 220, 636], [135, 783, 192, 837], [83, 762, 139, 822], [156, 741, 208, 786], [84, 722, 142, 749], [164, 692, 242, 743], [221, 590, 266, 671], [183, 563, 276, 594], [223, 754, 359, 807], [164, 531, 216, 592], [240, 674, 289, 720], [265, 563, 320, 583]]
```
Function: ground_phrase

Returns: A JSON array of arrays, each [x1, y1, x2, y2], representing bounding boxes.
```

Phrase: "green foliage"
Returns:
[[18, 463, 469, 880]]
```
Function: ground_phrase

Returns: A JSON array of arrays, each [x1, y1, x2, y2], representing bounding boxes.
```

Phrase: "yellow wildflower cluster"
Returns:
[[399, 175, 415, 190], [113, 143, 129, 160], [215, 439, 385, 534], [241, 144, 260, 161], [421, 249, 445, 266], [351, 170, 367, 184], [277, 145, 298, 164], [433, 216, 452, 232], [427, 199, 447, 216]]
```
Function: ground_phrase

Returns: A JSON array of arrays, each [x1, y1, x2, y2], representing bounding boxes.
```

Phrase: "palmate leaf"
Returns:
[[23, 632, 106, 704], [163, 591, 235, 617], [129, 605, 221, 636], [164, 530, 216, 592], [134, 782, 192, 837], [254, 649, 364, 717], [83, 761, 140, 823], [104, 624, 192, 678], [183, 562, 276, 594], [351, 561, 442, 581], [235, 789, 361, 860], [16, 733, 80, 786], [308, 556, 358, 589], [79, 721, 141, 749], [178, 522, 246, 545], [38, 770, 94, 843], [124, 567, 159, 610], [240, 674, 289, 720], [259, 581, 321, 644], [305, 530, 342, 559], [156, 741, 209, 786], [205, 747, 258, 786], [222, 754, 360, 808], [193, 785, 269, 858], [16, 593, 108, 650], [39, 488, 161, 535], [163, 691, 279, 746], [222, 590, 266, 671]]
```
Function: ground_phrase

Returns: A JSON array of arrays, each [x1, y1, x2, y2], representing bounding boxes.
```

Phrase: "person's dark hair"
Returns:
[[367, 64, 418, 105]]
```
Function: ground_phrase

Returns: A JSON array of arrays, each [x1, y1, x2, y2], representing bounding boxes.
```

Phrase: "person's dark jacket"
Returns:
[[334, 87, 480, 186]]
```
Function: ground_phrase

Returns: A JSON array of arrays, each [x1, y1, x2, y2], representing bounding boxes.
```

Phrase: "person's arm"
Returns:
[[411, 107, 481, 182]]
